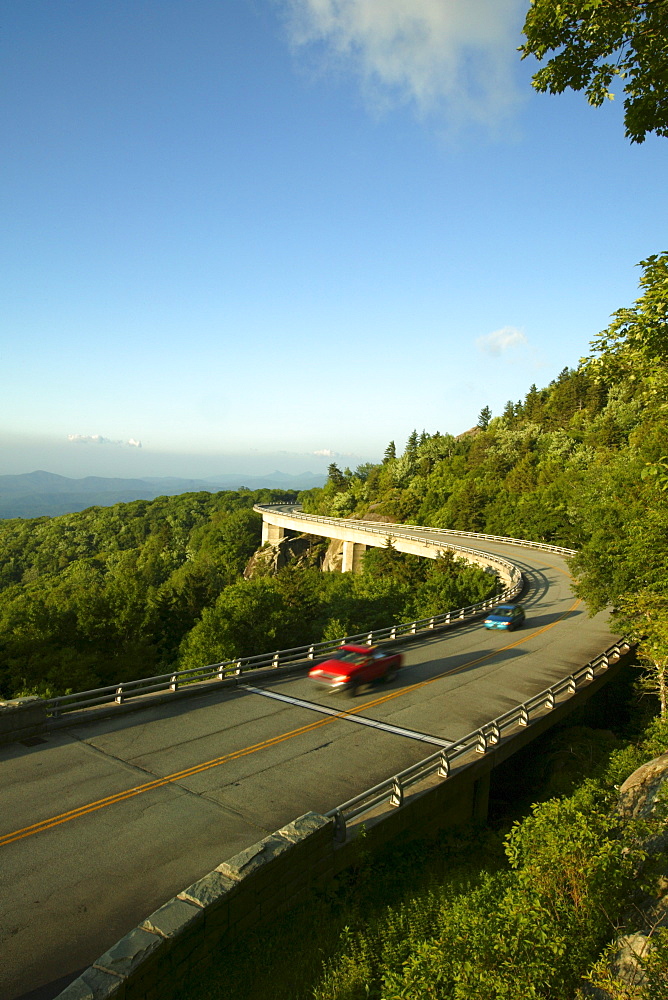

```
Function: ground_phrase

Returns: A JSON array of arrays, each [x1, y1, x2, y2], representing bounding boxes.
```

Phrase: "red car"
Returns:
[[308, 644, 403, 696]]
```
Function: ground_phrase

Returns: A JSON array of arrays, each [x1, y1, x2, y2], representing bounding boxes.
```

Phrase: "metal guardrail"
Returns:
[[325, 639, 631, 840], [44, 513, 527, 720], [44, 580, 522, 719]]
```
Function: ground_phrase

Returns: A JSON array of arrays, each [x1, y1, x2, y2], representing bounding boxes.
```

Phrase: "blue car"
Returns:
[[484, 603, 525, 630]]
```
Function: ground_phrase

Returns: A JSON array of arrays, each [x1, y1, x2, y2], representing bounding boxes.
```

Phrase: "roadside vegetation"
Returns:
[[181, 703, 668, 1000]]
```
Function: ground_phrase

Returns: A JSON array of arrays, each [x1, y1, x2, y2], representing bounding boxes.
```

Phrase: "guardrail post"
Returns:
[[170, 674, 178, 692], [487, 723, 500, 745], [545, 691, 555, 711], [115, 685, 124, 704], [567, 675, 576, 694], [307, 645, 315, 660], [390, 626, 397, 639], [428, 617, 435, 629], [438, 750, 450, 778], [333, 809, 347, 844], [217, 665, 226, 680], [475, 731, 487, 754], [272, 653, 280, 668], [367, 633, 373, 645], [585, 664, 595, 681], [519, 706, 529, 726], [411, 621, 417, 634], [390, 777, 403, 807]]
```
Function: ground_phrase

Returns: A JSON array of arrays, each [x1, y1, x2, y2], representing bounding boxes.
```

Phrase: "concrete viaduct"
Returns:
[[257, 502, 518, 582]]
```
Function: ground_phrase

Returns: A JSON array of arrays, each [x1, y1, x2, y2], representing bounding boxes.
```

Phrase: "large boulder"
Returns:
[[584, 888, 668, 998], [618, 753, 668, 821]]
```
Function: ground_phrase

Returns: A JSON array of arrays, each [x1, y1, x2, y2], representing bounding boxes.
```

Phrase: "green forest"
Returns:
[[0, 488, 275, 697]]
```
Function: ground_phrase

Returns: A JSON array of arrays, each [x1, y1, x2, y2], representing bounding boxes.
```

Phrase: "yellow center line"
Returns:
[[1, 598, 580, 848]]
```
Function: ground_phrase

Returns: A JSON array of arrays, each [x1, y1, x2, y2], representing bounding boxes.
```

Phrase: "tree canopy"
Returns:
[[521, 0, 668, 143], [584, 251, 668, 400]]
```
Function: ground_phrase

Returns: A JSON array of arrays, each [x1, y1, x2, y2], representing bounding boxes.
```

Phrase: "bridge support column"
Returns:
[[342, 541, 366, 573], [262, 521, 286, 545]]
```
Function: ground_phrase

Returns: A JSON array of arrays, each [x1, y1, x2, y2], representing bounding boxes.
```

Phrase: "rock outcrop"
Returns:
[[244, 534, 326, 578], [618, 752, 668, 820], [322, 539, 344, 572]]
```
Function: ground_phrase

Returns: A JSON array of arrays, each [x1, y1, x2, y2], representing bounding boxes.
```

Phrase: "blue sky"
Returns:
[[2, 0, 666, 479]]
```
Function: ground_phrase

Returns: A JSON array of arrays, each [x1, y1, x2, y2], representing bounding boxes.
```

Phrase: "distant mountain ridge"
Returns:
[[0, 470, 326, 519]]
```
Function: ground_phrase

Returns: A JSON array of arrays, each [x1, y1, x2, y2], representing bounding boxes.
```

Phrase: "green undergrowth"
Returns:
[[181, 823, 506, 1000], [181, 694, 668, 1000]]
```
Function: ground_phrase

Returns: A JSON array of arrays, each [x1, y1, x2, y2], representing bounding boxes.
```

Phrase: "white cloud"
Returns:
[[282, 0, 525, 126], [68, 434, 142, 448], [477, 326, 527, 356]]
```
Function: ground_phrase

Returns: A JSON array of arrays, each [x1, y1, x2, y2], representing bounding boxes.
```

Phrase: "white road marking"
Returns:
[[243, 685, 453, 746]]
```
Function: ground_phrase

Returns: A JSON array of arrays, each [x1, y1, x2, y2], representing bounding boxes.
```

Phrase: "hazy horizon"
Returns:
[[0, 431, 375, 481]]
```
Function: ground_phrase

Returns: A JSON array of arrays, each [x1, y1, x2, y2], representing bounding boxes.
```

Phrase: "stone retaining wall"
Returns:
[[0, 696, 47, 745], [58, 812, 336, 1000]]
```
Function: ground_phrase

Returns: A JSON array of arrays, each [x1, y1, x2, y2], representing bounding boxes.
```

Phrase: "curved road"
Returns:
[[0, 528, 616, 1000]]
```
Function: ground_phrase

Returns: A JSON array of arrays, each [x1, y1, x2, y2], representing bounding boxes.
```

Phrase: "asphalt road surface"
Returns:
[[0, 535, 617, 1000]]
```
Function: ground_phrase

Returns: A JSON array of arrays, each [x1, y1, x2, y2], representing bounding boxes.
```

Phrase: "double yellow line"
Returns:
[[1, 597, 578, 849]]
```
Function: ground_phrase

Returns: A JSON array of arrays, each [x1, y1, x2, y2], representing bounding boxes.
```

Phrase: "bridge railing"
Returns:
[[326, 639, 630, 841], [44, 570, 522, 719]]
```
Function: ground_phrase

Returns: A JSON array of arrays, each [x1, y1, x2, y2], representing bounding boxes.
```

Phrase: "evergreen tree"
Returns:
[[477, 405, 492, 430], [405, 430, 419, 457], [327, 463, 347, 490]]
